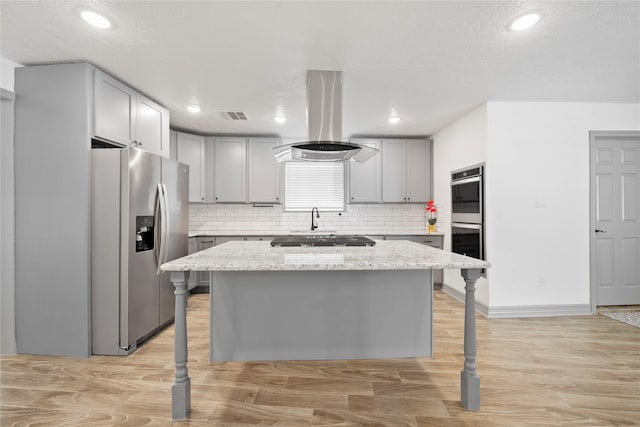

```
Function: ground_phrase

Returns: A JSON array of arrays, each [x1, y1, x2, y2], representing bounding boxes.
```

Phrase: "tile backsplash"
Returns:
[[189, 203, 431, 235]]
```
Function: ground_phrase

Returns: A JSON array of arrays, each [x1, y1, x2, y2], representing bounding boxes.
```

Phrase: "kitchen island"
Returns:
[[161, 240, 489, 419]]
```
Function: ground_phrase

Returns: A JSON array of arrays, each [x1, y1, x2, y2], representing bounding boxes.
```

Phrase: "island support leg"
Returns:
[[170, 271, 191, 420], [460, 268, 481, 410]]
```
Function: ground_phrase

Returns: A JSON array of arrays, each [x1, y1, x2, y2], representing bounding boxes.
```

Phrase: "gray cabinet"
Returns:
[[193, 236, 244, 290], [196, 237, 215, 289], [214, 138, 247, 202], [248, 138, 281, 203], [177, 132, 206, 203], [14, 63, 171, 357], [135, 94, 169, 157], [94, 69, 170, 157], [382, 139, 431, 203], [187, 237, 197, 290], [245, 236, 272, 241], [349, 139, 382, 203], [94, 69, 135, 146], [215, 137, 282, 203]]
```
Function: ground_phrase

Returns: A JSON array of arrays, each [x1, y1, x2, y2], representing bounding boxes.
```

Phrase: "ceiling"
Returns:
[[1, 1, 638, 139]]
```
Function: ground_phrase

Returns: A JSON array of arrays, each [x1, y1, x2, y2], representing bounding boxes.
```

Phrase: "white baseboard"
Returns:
[[441, 284, 592, 318], [442, 284, 489, 316]]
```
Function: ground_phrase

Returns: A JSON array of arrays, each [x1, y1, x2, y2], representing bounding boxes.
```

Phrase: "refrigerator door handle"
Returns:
[[154, 184, 163, 273], [156, 184, 168, 275], [161, 184, 170, 266]]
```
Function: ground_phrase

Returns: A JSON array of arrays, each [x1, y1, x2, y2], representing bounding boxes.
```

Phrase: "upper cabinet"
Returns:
[[214, 138, 247, 202], [214, 137, 281, 203], [382, 139, 431, 203], [94, 70, 135, 146], [248, 138, 281, 203], [348, 139, 382, 203], [176, 132, 206, 203], [135, 94, 170, 157], [93, 69, 169, 157]]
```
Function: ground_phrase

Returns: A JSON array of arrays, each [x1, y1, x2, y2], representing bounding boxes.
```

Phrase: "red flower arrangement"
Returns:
[[426, 200, 437, 225]]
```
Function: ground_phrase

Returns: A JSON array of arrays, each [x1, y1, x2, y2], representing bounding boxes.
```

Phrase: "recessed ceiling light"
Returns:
[[508, 12, 543, 31], [388, 116, 401, 124], [274, 116, 286, 124], [80, 10, 112, 29], [185, 104, 201, 113]]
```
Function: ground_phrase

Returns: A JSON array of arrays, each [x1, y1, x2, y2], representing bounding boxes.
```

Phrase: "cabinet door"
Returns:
[[410, 235, 443, 285], [187, 238, 197, 290], [349, 139, 382, 203], [248, 138, 281, 203], [382, 140, 407, 202], [197, 238, 215, 288], [94, 69, 135, 146], [177, 132, 205, 203], [135, 94, 169, 157], [411, 235, 443, 248], [406, 141, 429, 202], [214, 138, 247, 202]]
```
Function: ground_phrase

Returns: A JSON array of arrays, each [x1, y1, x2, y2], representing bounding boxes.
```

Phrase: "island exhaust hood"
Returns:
[[273, 70, 379, 163]]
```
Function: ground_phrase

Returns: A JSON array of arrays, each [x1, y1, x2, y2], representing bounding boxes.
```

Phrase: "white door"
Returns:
[[591, 131, 640, 306]]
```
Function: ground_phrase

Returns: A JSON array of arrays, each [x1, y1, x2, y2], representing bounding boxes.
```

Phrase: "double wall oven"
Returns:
[[451, 165, 485, 263]]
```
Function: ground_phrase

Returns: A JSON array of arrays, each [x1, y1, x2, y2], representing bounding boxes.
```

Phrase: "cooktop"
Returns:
[[270, 235, 376, 247]]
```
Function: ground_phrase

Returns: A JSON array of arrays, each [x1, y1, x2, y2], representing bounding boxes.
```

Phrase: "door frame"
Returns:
[[589, 130, 640, 312]]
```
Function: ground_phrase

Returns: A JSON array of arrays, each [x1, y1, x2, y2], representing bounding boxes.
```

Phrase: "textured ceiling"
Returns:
[[1, 1, 638, 138]]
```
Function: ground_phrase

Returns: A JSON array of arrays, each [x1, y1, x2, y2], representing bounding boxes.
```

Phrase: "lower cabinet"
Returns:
[[187, 238, 197, 290], [192, 236, 244, 292]]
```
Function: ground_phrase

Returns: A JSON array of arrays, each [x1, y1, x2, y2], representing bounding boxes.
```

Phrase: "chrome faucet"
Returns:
[[311, 207, 320, 231]]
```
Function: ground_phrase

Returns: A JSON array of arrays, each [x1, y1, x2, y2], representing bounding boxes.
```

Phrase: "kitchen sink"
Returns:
[[270, 235, 375, 247]]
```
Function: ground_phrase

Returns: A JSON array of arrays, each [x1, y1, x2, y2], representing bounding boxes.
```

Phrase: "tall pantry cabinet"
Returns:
[[14, 63, 170, 357]]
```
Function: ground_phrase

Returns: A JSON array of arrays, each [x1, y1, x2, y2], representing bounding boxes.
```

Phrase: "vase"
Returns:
[[427, 223, 437, 233]]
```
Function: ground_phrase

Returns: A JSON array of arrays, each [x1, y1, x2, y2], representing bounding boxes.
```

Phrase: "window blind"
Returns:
[[284, 162, 345, 211]]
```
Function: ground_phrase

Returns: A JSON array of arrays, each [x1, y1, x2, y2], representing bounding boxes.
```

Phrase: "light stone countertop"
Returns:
[[162, 240, 488, 272], [188, 230, 446, 238]]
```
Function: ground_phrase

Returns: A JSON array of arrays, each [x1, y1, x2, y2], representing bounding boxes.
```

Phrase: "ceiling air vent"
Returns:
[[219, 111, 249, 121]]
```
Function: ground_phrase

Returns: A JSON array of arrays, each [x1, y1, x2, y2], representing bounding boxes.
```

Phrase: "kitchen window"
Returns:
[[284, 162, 345, 211]]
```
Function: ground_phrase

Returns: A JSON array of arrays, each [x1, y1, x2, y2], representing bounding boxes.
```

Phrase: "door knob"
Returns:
[[595, 229, 607, 233]]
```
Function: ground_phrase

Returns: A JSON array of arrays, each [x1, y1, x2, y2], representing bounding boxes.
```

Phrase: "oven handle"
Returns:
[[452, 222, 482, 229], [451, 176, 482, 186]]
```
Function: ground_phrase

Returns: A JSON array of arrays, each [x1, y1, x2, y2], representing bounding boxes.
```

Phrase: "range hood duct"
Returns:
[[273, 70, 379, 163]]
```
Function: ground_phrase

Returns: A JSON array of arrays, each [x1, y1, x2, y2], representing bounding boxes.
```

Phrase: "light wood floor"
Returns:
[[2, 290, 639, 426]]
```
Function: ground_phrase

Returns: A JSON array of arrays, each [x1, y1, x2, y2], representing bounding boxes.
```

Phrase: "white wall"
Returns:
[[432, 104, 489, 306], [1, 56, 20, 354], [486, 102, 640, 310]]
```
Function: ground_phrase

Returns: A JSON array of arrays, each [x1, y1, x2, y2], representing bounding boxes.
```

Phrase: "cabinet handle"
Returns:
[[351, 196, 354, 200], [407, 197, 411, 201], [215, 197, 218, 200]]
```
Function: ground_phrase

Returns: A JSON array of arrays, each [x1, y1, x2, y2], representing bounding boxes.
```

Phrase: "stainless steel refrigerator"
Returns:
[[91, 146, 188, 355]]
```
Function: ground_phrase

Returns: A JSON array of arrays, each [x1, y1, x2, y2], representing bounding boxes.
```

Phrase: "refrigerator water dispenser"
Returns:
[[135, 216, 155, 252]]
